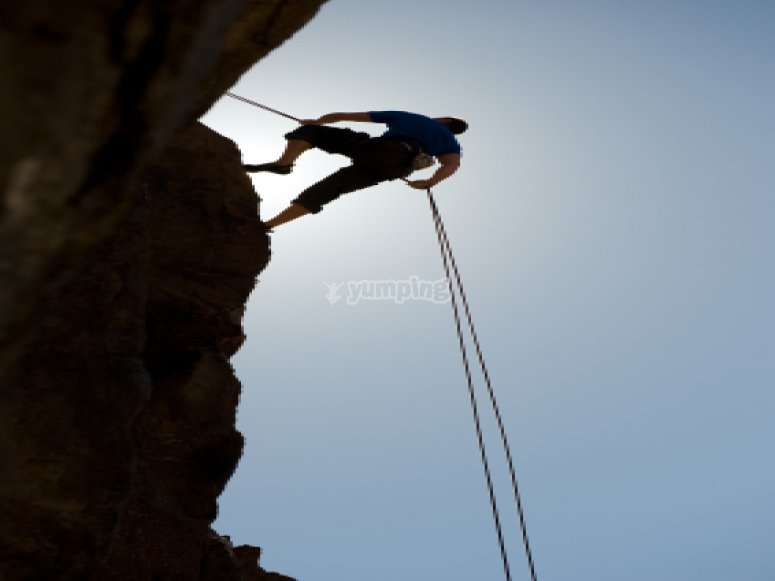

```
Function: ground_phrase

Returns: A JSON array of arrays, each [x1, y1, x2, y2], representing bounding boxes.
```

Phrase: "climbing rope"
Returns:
[[426, 188, 539, 581], [224, 91, 539, 581], [426, 188, 513, 581], [225, 92, 301, 123]]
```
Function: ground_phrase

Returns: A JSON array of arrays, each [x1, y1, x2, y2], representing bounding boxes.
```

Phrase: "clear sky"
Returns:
[[201, 1, 775, 579]]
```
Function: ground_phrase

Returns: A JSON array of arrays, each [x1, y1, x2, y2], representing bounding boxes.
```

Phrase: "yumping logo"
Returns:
[[323, 275, 450, 305]]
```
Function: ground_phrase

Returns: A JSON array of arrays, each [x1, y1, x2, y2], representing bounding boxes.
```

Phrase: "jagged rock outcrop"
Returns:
[[2, 120, 280, 579], [86, 122, 272, 580], [0, 0, 325, 371], [0, 1, 327, 579], [0, 119, 282, 580]]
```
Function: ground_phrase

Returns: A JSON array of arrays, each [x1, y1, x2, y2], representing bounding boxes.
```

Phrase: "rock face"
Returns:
[[0, 1, 327, 579], [0, 120, 281, 580], [87, 122, 272, 580], [0, 0, 325, 369]]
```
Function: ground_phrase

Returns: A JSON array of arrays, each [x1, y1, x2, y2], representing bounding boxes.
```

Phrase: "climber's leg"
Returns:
[[244, 138, 310, 174], [276, 139, 313, 165], [265, 203, 311, 229], [264, 165, 380, 229], [245, 125, 369, 175]]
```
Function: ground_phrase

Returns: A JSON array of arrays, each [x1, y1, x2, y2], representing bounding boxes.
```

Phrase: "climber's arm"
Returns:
[[301, 112, 372, 125], [408, 153, 461, 190]]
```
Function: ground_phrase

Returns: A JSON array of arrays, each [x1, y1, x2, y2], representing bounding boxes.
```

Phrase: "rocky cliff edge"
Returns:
[[0, 1, 326, 579]]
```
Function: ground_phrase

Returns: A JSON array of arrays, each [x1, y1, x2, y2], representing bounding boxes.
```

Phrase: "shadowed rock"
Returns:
[[89, 124, 270, 580], [0, 0, 325, 371], [0, 1, 326, 579]]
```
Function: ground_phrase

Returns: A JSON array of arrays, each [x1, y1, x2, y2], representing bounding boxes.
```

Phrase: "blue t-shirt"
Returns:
[[369, 111, 462, 156]]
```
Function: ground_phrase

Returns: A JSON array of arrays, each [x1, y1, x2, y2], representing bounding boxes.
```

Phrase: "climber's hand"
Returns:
[[300, 118, 322, 125], [407, 179, 433, 190]]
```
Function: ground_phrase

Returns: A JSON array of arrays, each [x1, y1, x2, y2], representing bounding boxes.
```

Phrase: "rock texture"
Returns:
[[86, 122, 272, 580], [0, 0, 325, 371], [0, 119, 283, 580], [0, 1, 327, 579]]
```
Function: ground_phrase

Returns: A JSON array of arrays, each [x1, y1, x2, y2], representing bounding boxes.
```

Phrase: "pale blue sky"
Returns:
[[201, 1, 775, 579]]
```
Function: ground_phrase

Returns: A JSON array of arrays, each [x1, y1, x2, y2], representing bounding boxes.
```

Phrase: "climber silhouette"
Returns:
[[244, 111, 467, 229]]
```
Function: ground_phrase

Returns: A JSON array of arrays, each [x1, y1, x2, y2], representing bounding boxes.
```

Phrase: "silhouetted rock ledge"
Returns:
[[0, 1, 325, 579], [0, 119, 287, 580], [90, 122, 275, 580]]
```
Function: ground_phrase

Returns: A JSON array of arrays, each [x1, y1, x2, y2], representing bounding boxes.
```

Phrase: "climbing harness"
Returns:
[[225, 91, 539, 581], [411, 150, 436, 171]]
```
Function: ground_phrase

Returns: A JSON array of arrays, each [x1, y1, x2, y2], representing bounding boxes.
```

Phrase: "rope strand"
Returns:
[[428, 190, 514, 581], [427, 191, 539, 581], [225, 92, 301, 123]]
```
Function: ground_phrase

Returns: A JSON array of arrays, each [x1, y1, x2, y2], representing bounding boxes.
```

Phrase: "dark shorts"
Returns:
[[286, 125, 415, 213]]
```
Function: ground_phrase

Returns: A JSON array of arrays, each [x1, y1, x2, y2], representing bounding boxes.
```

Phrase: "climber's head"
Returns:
[[435, 117, 468, 135]]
